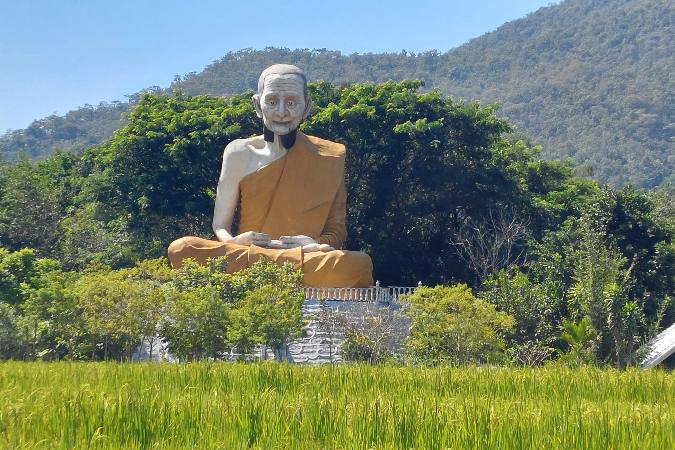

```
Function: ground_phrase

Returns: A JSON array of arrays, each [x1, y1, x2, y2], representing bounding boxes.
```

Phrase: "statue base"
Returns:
[[132, 285, 419, 363]]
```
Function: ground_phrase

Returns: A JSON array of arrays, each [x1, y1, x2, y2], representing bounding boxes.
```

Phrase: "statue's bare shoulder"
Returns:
[[224, 136, 266, 155], [221, 137, 253, 167], [219, 136, 268, 182], [222, 135, 288, 182]]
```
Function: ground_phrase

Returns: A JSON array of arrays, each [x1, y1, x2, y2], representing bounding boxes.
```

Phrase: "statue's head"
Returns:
[[253, 64, 312, 136]]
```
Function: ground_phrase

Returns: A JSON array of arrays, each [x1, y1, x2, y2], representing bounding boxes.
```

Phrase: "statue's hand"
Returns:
[[227, 231, 271, 247], [279, 235, 316, 248], [302, 243, 334, 253]]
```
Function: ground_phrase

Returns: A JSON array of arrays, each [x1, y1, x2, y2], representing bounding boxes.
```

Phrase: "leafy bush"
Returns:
[[0, 303, 25, 359], [160, 287, 228, 361], [405, 285, 514, 365], [480, 268, 562, 348], [340, 330, 397, 365], [229, 284, 304, 359], [336, 305, 405, 365], [73, 265, 165, 361], [160, 257, 304, 361], [558, 318, 596, 366]]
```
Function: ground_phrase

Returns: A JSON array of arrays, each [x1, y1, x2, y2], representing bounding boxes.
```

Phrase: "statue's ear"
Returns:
[[252, 94, 263, 118], [302, 96, 313, 120]]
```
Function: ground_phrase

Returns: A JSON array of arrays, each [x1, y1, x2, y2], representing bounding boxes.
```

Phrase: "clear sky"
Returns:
[[0, 0, 556, 132]]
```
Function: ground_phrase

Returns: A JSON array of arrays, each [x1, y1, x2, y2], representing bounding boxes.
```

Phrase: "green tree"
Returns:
[[585, 186, 675, 322], [0, 303, 25, 359], [82, 93, 259, 259], [480, 268, 562, 349], [305, 81, 528, 285], [229, 284, 304, 360], [0, 247, 60, 306], [405, 285, 514, 365], [55, 202, 137, 270], [0, 160, 62, 253], [78, 82, 580, 285], [20, 268, 86, 360], [559, 318, 596, 366], [567, 225, 646, 366], [522, 184, 675, 364], [73, 265, 165, 361]]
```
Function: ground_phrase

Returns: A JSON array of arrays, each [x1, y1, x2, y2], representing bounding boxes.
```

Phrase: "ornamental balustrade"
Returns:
[[303, 282, 421, 303]]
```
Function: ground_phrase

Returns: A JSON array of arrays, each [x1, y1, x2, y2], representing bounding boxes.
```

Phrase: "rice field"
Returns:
[[0, 362, 673, 449]]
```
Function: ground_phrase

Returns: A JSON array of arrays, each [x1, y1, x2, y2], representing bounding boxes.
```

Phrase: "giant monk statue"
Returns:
[[167, 64, 374, 287]]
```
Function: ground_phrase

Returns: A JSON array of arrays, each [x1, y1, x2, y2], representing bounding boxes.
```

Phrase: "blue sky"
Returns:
[[0, 0, 556, 132]]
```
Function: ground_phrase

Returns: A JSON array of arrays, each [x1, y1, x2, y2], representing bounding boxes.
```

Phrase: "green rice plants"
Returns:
[[0, 362, 672, 449]]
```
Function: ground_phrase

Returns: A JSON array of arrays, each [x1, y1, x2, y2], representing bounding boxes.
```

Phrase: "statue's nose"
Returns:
[[277, 102, 287, 116]]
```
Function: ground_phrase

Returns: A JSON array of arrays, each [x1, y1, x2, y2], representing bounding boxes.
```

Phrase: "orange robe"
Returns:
[[167, 132, 374, 288]]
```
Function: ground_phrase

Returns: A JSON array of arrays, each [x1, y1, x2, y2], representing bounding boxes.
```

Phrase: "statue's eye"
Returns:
[[287, 100, 295, 107], [268, 100, 276, 106]]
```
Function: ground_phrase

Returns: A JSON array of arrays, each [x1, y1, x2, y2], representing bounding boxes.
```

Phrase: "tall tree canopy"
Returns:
[[74, 81, 585, 284]]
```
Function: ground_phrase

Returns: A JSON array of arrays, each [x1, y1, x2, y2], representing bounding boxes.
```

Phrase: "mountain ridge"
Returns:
[[1, 0, 672, 188]]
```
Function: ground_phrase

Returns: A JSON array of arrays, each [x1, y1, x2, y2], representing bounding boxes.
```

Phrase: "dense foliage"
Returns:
[[0, 100, 130, 160], [0, 250, 305, 362], [2, 0, 672, 188], [0, 80, 672, 366], [405, 285, 515, 365], [162, 258, 304, 360], [70, 82, 595, 286]]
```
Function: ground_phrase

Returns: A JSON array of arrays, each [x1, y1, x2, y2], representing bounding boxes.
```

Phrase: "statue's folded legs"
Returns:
[[168, 236, 374, 288]]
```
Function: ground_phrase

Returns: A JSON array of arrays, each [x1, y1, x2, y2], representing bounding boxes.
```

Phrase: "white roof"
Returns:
[[641, 323, 675, 369]]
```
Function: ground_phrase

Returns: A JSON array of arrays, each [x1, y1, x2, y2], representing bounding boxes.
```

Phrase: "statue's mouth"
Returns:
[[270, 119, 293, 126]]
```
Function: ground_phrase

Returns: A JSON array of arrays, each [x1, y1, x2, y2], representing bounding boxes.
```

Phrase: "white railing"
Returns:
[[303, 284, 420, 303]]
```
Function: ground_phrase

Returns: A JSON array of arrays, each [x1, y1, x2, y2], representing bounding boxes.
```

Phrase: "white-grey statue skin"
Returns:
[[211, 64, 334, 253]]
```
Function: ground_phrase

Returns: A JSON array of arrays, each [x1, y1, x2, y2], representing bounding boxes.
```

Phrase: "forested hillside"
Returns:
[[1, 81, 673, 366], [1, 0, 672, 187]]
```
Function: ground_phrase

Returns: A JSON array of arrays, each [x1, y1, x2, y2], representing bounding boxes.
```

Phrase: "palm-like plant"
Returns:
[[560, 317, 596, 365]]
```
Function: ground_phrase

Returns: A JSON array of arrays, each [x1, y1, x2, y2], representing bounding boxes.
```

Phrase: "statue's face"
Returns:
[[258, 74, 307, 135]]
